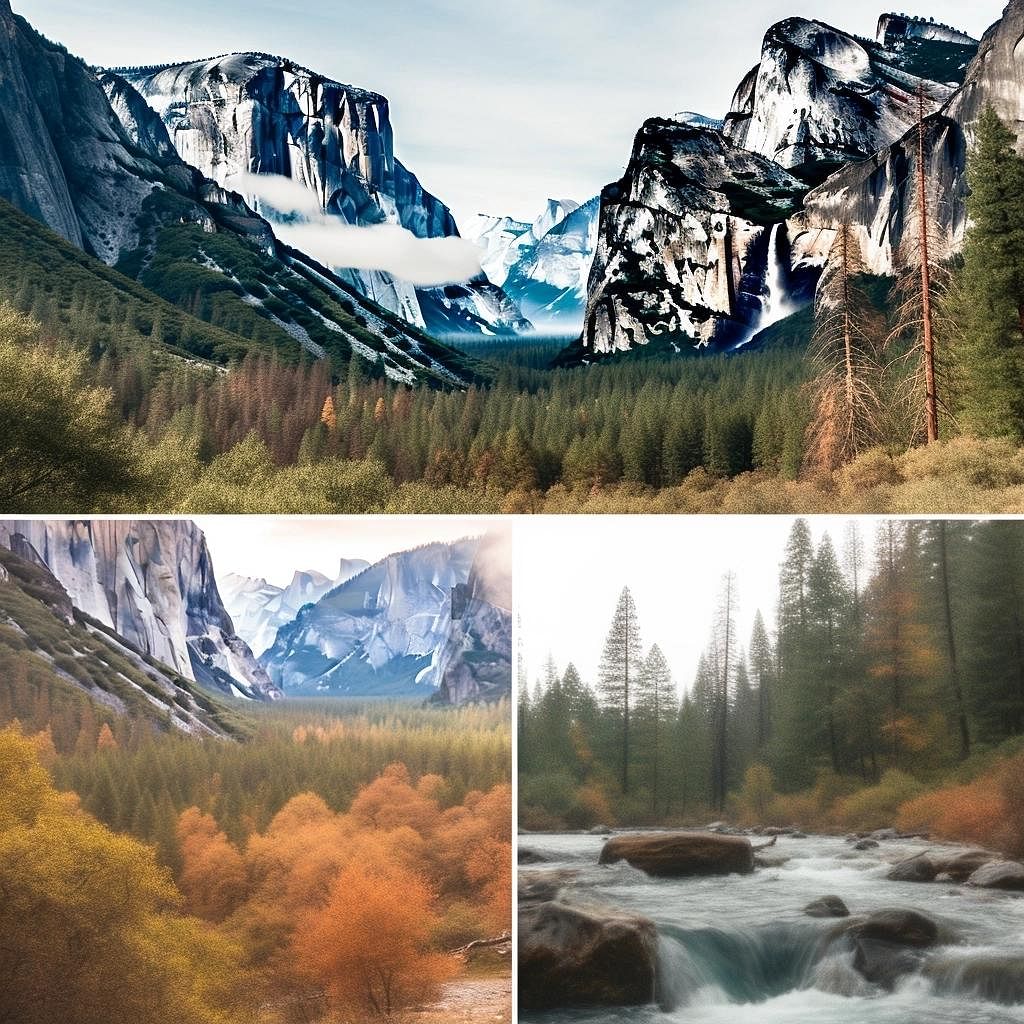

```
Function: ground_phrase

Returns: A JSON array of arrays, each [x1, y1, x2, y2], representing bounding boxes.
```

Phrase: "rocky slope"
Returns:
[[0, 520, 278, 701], [221, 559, 368, 656], [583, 120, 808, 353], [0, 4, 483, 386], [431, 532, 513, 705], [0, 544, 246, 737], [261, 539, 480, 696], [118, 54, 529, 336]]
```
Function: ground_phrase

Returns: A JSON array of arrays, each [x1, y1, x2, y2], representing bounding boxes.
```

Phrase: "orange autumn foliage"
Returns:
[[898, 751, 1024, 857], [293, 861, 456, 1019], [176, 807, 248, 922]]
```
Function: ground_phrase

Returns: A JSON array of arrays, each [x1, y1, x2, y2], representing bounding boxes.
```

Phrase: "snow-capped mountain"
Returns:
[[472, 198, 597, 333], [118, 54, 530, 337], [502, 198, 600, 333], [0, 520, 278, 700], [261, 539, 479, 696], [221, 558, 369, 656]]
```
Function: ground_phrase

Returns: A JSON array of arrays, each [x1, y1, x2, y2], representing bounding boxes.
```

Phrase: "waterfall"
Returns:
[[732, 223, 794, 350], [760, 222, 793, 328]]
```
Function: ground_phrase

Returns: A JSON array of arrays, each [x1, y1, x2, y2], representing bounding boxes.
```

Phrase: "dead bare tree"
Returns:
[[804, 223, 887, 470]]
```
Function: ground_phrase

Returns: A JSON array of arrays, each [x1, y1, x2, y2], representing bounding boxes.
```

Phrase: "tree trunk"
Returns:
[[916, 83, 939, 443], [937, 521, 970, 759]]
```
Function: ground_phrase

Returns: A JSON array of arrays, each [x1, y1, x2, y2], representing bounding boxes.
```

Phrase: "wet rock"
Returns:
[[931, 849, 998, 882], [967, 860, 1024, 891], [599, 832, 755, 877], [588, 825, 613, 836], [519, 848, 549, 865], [845, 909, 942, 989], [854, 839, 879, 850], [519, 900, 658, 1010], [804, 895, 850, 918], [519, 869, 578, 904], [789, 831, 808, 839], [887, 853, 939, 883], [924, 953, 1024, 1005]]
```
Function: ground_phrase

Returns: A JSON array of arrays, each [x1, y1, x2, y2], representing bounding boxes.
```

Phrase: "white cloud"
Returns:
[[226, 172, 483, 286]]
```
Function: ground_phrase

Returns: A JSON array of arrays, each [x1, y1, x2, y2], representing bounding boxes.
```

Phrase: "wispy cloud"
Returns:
[[228, 171, 482, 286]]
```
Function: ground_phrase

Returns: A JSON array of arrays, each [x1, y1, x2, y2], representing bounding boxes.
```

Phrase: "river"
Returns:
[[519, 832, 1024, 1024]]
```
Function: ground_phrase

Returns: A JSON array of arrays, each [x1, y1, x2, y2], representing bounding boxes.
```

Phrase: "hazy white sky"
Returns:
[[14, 0, 1004, 231], [517, 516, 896, 697], [195, 515, 498, 588]]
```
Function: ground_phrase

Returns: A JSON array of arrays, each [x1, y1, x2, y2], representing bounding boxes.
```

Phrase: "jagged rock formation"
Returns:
[[262, 539, 479, 696], [0, 520, 278, 700], [792, 0, 1021, 279], [432, 532, 512, 705], [575, 9, 982, 359], [0, 0, 273, 264], [118, 54, 529, 335], [583, 120, 807, 353], [221, 559, 368, 656], [724, 17, 977, 183]]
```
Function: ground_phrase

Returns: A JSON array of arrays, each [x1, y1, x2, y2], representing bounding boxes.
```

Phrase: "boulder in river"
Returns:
[[843, 909, 942, 989], [805, 895, 850, 918], [588, 824, 613, 836], [932, 849, 998, 882], [854, 839, 879, 850], [967, 860, 1024, 890], [887, 853, 938, 883], [870, 828, 900, 841], [599, 832, 755, 877], [519, 869, 579, 904], [519, 847, 549, 865], [518, 900, 658, 1010], [924, 952, 1024, 1005]]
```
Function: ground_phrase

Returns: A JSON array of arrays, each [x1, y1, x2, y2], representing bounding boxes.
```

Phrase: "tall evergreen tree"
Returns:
[[597, 586, 644, 795]]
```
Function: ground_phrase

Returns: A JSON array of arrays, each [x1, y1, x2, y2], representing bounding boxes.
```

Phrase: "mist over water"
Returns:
[[520, 833, 1024, 1024]]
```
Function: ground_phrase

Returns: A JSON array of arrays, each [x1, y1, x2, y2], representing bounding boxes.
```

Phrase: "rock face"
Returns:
[[0, 520, 278, 700], [598, 831, 755, 877], [583, 120, 807, 354], [574, 9, 981, 359], [261, 538, 478, 696], [432, 532, 512, 705], [220, 559, 368, 656], [723, 17, 976, 182], [518, 900, 658, 1010], [793, 1, 1021, 278], [120, 54, 528, 335], [0, 2, 273, 265]]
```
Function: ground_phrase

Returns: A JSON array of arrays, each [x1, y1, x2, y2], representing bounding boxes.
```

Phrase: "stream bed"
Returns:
[[519, 832, 1024, 1023]]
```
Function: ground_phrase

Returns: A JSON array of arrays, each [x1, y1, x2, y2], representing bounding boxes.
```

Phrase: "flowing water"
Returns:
[[520, 832, 1024, 1024]]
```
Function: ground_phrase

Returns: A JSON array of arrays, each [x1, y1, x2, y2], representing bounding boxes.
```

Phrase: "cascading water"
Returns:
[[520, 833, 1024, 1024], [733, 223, 796, 350]]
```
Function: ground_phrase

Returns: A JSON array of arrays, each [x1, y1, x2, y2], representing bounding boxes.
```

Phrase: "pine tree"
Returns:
[[597, 586, 643, 795], [637, 644, 674, 813], [949, 105, 1024, 438]]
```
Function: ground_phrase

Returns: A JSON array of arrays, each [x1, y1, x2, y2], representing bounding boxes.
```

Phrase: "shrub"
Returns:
[[834, 770, 924, 830]]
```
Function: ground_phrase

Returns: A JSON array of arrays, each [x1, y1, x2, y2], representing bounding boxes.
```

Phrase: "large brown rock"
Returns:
[[518, 900, 658, 1010], [599, 832, 755, 877], [887, 853, 939, 883], [932, 849, 998, 882], [837, 909, 942, 989]]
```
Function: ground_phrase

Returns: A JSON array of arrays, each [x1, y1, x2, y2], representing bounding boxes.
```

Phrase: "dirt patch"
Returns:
[[410, 974, 511, 1024]]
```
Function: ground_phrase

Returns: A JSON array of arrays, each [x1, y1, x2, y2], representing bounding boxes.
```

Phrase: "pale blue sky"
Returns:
[[15, 0, 1005, 230]]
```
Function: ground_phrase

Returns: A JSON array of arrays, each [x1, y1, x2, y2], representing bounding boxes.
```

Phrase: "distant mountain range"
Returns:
[[0, 519, 511, 715]]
